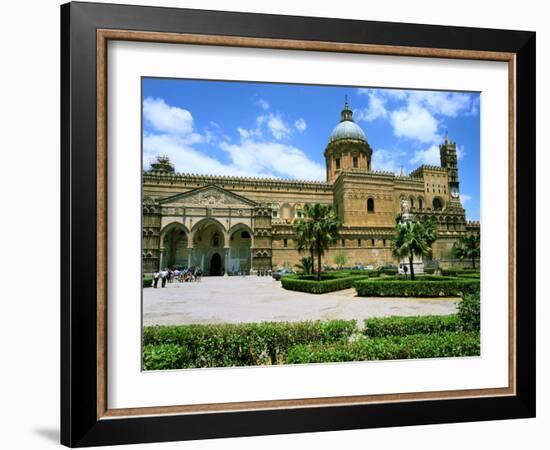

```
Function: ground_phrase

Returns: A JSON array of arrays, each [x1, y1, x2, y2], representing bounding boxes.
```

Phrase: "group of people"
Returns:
[[152, 267, 203, 288]]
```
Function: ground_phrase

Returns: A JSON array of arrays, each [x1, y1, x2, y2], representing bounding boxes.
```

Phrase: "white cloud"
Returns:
[[355, 89, 478, 149], [355, 91, 388, 122], [143, 97, 195, 135], [294, 118, 307, 132], [408, 91, 472, 117], [143, 98, 323, 181], [460, 193, 472, 203], [144, 133, 239, 177], [457, 145, 466, 160], [390, 103, 439, 143], [237, 127, 262, 140], [220, 139, 324, 180], [409, 144, 441, 166], [257, 99, 270, 110], [371, 148, 406, 174], [256, 113, 292, 140]]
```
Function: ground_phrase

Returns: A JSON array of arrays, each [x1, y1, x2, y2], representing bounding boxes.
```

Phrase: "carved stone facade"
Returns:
[[143, 103, 479, 275]]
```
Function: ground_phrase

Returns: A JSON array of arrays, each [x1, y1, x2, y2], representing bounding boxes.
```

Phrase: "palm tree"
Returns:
[[307, 203, 342, 281], [294, 256, 313, 275], [391, 219, 438, 280], [453, 234, 480, 269], [293, 205, 316, 273]]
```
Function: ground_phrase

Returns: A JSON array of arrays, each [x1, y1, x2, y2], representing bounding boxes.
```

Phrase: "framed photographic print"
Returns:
[[60, 1, 536, 447]]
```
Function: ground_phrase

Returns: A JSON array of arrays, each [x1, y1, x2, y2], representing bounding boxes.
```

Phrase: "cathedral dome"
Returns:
[[328, 100, 367, 143], [329, 120, 367, 143]]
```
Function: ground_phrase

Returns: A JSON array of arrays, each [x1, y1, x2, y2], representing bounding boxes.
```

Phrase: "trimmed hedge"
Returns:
[[286, 331, 480, 363], [363, 314, 461, 337], [458, 292, 480, 331], [281, 272, 376, 294], [143, 276, 153, 288], [143, 320, 356, 369], [354, 278, 479, 297], [379, 266, 398, 275], [441, 268, 480, 277]]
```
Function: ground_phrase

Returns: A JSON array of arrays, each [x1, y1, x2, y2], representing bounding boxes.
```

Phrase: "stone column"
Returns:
[[159, 247, 165, 271], [224, 247, 230, 276], [187, 245, 193, 269]]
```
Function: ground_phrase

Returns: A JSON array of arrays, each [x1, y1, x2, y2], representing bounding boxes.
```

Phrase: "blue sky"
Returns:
[[142, 78, 480, 220]]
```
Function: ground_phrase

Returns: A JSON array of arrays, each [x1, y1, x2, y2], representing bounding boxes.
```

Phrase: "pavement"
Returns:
[[143, 276, 459, 327]]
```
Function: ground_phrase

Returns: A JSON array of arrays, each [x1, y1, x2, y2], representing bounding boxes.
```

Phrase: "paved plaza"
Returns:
[[143, 276, 459, 326]]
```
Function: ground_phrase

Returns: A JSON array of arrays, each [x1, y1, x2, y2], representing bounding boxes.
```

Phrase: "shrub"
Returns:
[[458, 291, 480, 331], [281, 273, 375, 294], [457, 273, 480, 279], [143, 320, 357, 369], [379, 265, 398, 275], [363, 314, 461, 337], [354, 278, 479, 297], [441, 267, 480, 277], [287, 331, 480, 364], [143, 276, 153, 288], [424, 267, 436, 274], [143, 343, 192, 370]]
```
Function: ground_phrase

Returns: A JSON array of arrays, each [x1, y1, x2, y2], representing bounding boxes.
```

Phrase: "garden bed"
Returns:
[[143, 320, 356, 369], [354, 276, 479, 297], [142, 307, 480, 370], [280, 270, 379, 294], [286, 331, 480, 363]]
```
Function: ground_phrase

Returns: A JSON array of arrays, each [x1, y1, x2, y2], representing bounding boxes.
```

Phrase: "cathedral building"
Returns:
[[142, 101, 480, 275]]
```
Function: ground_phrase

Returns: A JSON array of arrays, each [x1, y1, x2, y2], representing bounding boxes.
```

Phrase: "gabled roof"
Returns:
[[158, 184, 258, 207]]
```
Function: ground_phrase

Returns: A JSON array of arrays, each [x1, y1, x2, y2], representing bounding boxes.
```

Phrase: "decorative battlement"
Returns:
[[409, 165, 448, 178], [143, 170, 330, 191], [334, 169, 396, 183]]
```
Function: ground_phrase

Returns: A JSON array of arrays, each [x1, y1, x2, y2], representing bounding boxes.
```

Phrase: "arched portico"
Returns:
[[158, 222, 190, 270], [227, 224, 254, 275], [191, 218, 227, 276]]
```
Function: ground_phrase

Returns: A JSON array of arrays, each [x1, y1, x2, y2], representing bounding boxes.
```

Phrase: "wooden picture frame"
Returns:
[[61, 1, 535, 446]]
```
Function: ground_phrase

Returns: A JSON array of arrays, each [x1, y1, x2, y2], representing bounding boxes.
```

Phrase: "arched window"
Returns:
[[432, 197, 443, 210], [271, 204, 279, 219], [353, 156, 358, 168], [409, 197, 415, 209], [367, 198, 375, 212], [418, 198, 423, 210]]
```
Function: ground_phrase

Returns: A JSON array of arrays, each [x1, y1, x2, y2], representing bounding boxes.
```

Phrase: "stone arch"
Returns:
[[432, 197, 444, 210], [191, 218, 228, 275], [159, 222, 190, 270], [190, 217, 227, 234]]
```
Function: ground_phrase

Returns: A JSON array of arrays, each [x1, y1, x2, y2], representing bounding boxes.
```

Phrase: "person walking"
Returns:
[[153, 271, 159, 288], [160, 268, 169, 288]]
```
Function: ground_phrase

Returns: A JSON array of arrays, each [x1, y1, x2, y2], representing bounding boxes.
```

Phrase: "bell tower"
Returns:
[[440, 132, 461, 204]]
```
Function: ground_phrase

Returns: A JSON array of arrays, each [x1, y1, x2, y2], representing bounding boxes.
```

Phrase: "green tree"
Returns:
[[334, 252, 347, 269], [391, 219, 438, 280], [310, 203, 342, 281], [294, 256, 313, 275], [453, 234, 480, 269], [293, 205, 316, 272]]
